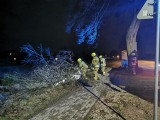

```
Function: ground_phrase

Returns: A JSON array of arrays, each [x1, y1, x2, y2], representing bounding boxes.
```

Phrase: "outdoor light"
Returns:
[[13, 58, 16, 61], [10, 53, 12, 55]]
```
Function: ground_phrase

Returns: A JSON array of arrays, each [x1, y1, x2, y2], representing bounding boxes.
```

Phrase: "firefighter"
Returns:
[[77, 58, 88, 79], [131, 52, 137, 75], [91, 52, 100, 80], [99, 55, 106, 75]]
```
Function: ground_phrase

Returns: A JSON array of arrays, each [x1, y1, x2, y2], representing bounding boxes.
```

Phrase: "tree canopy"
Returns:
[[66, 0, 111, 45]]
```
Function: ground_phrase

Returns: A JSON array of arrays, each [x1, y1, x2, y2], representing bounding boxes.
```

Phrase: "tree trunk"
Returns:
[[126, 16, 140, 73]]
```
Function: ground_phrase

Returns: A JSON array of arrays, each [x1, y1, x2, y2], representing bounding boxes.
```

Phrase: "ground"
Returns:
[[85, 88, 156, 120], [1, 60, 160, 120], [0, 82, 77, 120], [85, 60, 160, 120], [108, 60, 160, 103]]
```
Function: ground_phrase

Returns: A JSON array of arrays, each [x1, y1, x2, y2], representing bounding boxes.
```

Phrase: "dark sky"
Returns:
[[0, 0, 68, 53], [99, 0, 156, 59], [0, 0, 157, 59]]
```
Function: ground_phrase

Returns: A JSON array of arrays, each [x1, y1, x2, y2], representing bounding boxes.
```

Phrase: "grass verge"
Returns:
[[0, 81, 78, 120]]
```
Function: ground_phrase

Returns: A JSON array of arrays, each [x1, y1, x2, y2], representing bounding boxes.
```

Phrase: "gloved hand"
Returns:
[[91, 67, 94, 70]]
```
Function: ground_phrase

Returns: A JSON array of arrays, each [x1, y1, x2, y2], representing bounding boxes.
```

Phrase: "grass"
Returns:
[[0, 81, 78, 120], [1, 78, 14, 86], [0, 117, 8, 120]]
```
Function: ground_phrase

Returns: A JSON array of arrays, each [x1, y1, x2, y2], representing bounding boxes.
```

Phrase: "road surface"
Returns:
[[109, 60, 160, 104]]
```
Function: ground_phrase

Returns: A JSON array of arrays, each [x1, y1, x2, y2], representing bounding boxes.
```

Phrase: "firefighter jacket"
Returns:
[[100, 57, 106, 67], [79, 61, 88, 70], [92, 56, 100, 68]]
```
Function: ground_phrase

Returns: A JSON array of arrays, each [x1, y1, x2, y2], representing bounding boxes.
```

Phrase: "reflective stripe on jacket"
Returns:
[[92, 56, 99, 68], [79, 61, 88, 70], [100, 58, 106, 67]]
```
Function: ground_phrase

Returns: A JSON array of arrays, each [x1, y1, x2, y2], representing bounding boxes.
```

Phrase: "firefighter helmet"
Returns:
[[77, 58, 82, 62], [91, 52, 96, 57], [99, 55, 102, 58]]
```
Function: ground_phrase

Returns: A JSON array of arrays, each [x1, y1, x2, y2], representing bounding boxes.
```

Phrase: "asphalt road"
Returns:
[[109, 60, 160, 105]]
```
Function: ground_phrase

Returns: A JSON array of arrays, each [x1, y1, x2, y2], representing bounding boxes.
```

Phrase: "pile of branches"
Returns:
[[1, 44, 80, 91], [28, 50, 79, 89]]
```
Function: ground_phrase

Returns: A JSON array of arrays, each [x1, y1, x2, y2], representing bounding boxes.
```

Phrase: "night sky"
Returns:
[[0, 0, 157, 59]]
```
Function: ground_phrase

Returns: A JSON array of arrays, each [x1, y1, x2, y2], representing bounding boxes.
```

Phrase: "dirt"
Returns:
[[85, 84, 160, 120]]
